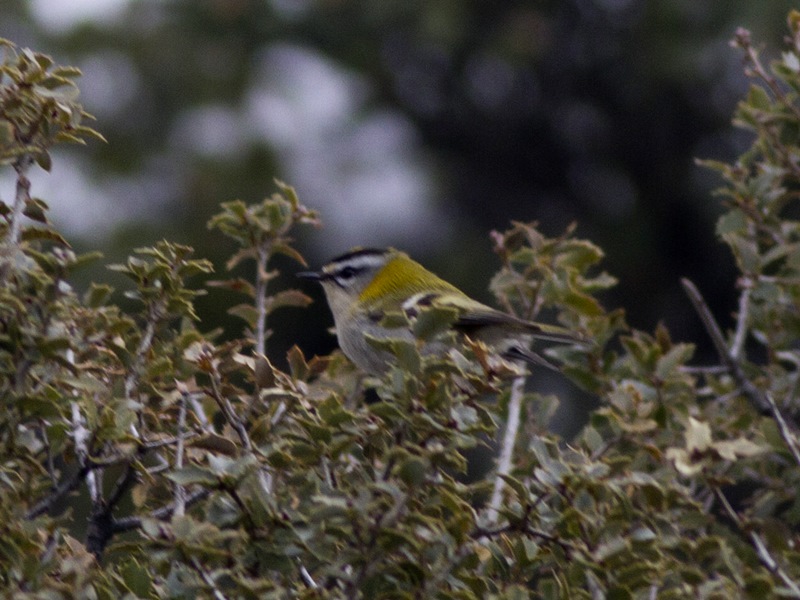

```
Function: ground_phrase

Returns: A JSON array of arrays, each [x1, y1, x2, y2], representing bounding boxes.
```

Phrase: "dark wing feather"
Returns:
[[454, 310, 580, 344]]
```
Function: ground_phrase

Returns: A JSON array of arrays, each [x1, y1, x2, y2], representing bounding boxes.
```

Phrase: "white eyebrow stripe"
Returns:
[[325, 254, 387, 275]]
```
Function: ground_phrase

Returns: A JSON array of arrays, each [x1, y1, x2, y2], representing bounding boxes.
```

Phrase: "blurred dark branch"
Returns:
[[87, 463, 138, 557], [683, 279, 800, 465], [681, 278, 770, 413], [714, 485, 800, 597], [191, 556, 229, 600], [766, 392, 800, 468], [25, 465, 90, 520], [112, 488, 211, 534]]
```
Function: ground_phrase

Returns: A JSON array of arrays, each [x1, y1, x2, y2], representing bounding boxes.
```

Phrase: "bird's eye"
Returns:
[[336, 266, 357, 281]]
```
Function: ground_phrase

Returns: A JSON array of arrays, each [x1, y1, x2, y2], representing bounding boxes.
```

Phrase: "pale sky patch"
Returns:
[[29, 0, 131, 32]]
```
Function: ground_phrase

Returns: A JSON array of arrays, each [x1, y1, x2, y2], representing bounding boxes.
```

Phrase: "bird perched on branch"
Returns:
[[298, 247, 580, 375]]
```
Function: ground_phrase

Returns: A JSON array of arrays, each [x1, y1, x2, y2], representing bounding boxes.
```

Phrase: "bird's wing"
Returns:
[[453, 309, 581, 344], [404, 292, 582, 345]]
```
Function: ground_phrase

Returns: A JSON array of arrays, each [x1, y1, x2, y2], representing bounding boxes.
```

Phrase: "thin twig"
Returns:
[[190, 393, 213, 431], [485, 374, 526, 525], [191, 557, 228, 600], [124, 304, 162, 403], [648, 584, 659, 600], [86, 463, 137, 557], [71, 402, 101, 503], [680, 365, 729, 375], [730, 284, 751, 361], [111, 488, 212, 534], [208, 367, 252, 452], [735, 28, 800, 124], [298, 562, 318, 589], [681, 278, 770, 413], [124, 301, 166, 444], [4, 154, 33, 250], [683, 280, 800, 466], [40, 421, 58, 486], [254, 245, 269, 357], [173, 388, 189, 517], [472, 520, 581, 555], [766, 392, 800, 468], [107, 464, 137, 510], [714, 486, 800, 597], [25, 465, 90, 519], [140, 431, 200, 451]]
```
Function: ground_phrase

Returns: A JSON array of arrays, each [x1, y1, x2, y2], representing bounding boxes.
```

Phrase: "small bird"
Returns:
[[298, 247, 580, 375]]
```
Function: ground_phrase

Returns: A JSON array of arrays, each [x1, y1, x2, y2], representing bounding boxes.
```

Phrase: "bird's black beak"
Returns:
[[296, 270, 324, 281]]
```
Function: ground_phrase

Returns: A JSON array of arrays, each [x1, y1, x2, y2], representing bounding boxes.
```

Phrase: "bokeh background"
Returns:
[[2, 0, 796, 396]]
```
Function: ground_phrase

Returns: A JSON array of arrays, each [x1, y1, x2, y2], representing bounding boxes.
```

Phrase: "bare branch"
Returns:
[[714, 486, 800, 597], [191, 557, 228, 600], [254, 245, 269, 357], [681, 278, 770, 413], [208, 366, 252, 452], [298, 562, 318, 589], [766, 392, 800, 468], [484, 374, 526, 525], [730, 284, 751, 361], [25, 465, 90, 520], [3, 154, 33, 252], [683, 280, 800, 469], [71, 402, 101, 504], [40, 421, 58, 487], [189, 393, 213, 431], [112, 488, 212, 534], [124, 303, 162, 405], [472, 520, 581, 555], [107, 464, 137, 510], [173, 388, 189, 517]]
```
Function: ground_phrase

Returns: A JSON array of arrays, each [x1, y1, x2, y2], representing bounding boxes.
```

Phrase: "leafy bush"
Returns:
[[3, 13, 800, 597]]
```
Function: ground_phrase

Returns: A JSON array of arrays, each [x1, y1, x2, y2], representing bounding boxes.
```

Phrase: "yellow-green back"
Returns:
[[358, 253, 464, 307]]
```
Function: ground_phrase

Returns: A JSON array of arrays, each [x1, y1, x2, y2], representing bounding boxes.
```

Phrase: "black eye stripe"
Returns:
[[332, 265, 362, 286]]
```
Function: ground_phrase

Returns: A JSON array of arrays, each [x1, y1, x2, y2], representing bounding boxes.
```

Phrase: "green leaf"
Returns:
[[684, 417, 712, 453], [563, 287, 604, 316], [21, 226, 69, 246], [654, 343, 694, 379], [395, 456, 428, 485], [119, 558, 153, 597], [34, 150, 52, 171], [23, 198, 49, 223], [84, 283, 114, 307], [411, 305, 459, 341], [318, 395, 354, 427], [369, 401, 407, 421], [272, 242, 308, 266], [716, 209, 747, 237], [166, 465, 218, 486], [287, 344, 309, 380], [188, 433, 239, 456], [266, 289, 313, 314], [744, 574, 774, 598], [746, 84, 773, 110], [206, 278, 256, 298], [227, 303, 258, 327], [555, 239, 605, 270]]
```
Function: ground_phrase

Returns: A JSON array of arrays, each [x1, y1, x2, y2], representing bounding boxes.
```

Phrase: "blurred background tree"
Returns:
[[1, 0, 796, 366]]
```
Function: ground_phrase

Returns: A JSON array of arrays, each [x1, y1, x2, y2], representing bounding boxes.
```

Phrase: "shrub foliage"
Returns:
[[4, 14, 800, 598]]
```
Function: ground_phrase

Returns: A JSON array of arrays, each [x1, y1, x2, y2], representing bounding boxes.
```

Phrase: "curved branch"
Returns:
[[681, 279, 769, 413]]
